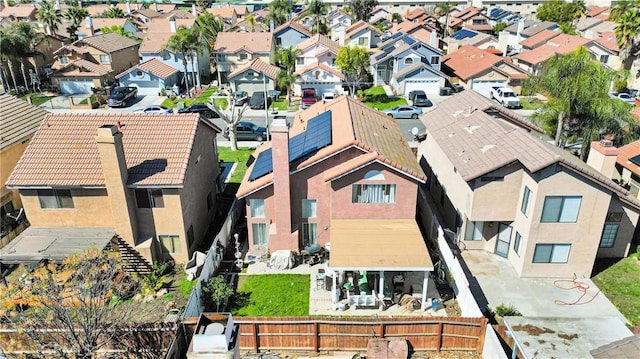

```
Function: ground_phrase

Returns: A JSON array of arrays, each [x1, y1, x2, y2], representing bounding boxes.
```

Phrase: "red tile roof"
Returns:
[[345, 20, 382, 39], [596, 32, 619, 52], [6, 114, 220, 187], [228, 58, 280, 80], [116, 58, 178, 79], [139, 18, 196, 53], [50, 59, 112, 77], [519, 29, 560, 49], [0, 4, 36, 18], [442, 45, 503, 80], [273, 20, 312, 37], [213, 31, 273, 54], [294, 62, 345, 79], [617, 141, 640, 176], [296, 34, 340, 54], [515, 34, 592, 65]]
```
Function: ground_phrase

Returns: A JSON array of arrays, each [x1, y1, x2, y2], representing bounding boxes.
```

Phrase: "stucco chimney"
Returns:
[[192, 3, 197, 16], [78, 0, 82, 8], [126, 0, 131, 14], [169, 16, 177, 32], [429, 30, 437, 48], [269, 118, 296, 251], [95, 125, 139, 248], [154, 2, 158, 12], [54, 0, 60, 10], [85, 16, 94, 37], [515, 19, 525, 52], [587, 140, 620, 179]]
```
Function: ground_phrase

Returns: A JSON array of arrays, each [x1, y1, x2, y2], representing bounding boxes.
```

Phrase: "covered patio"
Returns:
[[326, 219, 434, 311]]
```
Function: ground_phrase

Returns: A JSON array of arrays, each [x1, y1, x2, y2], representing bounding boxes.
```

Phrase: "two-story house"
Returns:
[[139, 17, 210, 88], [442, 45, 529, 95], [370, 33, 447, 95], [328, 8, 353, 45], [514, 34, 592, 74], [500, 20, 559, 54], [448, 7, 492, 34], [0, 93, 48, 228], [237, 96, 433, 308], [5, 114, 222, 265], [588, 140, 640, 198], [50, 33, 140, 94], [343, 20, 383, 49], [227, 58, 279, 94], [295, 34, 340, 71], [273, 20, 312, 49], [213, 32, 274, 85], [585, 32, 623, 71], [416, 91, 640, 278]]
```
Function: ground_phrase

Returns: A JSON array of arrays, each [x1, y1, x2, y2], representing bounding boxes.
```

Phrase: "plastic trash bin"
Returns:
[[431, 298, 441, 310], [439, 87, 452, 96]]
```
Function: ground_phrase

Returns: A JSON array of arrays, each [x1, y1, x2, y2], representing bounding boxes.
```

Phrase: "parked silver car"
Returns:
[[382, 106, 423, 119], [132, 105, 173, 114]]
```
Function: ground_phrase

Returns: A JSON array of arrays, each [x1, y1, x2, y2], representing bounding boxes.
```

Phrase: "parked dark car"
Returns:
[[177, 103, 220, 119], [407, 90, 433, 107], [223, 121, 267, 141], [300, 88, 317, 109], [249, 92, 272, 110], [107, 86, 137, 107], [233, 91, 249, 106]]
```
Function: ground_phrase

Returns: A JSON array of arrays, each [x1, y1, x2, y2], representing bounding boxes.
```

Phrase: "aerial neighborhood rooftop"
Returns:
[[0, 0, 639, 358]]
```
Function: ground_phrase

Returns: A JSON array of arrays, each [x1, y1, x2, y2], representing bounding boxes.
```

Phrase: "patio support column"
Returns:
[[379, 271, 384, 300], [511, 341, 519, 359], [421, 270, 428, 311], [332, 275, 338, 304]]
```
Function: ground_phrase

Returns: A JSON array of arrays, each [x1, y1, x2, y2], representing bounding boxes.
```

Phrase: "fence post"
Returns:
[[379, 323, 385, 339], [436, 322, 443, 352], [313, 322, 319, 352], [476, 317, 487, 353], [253, 322, 259, 353]]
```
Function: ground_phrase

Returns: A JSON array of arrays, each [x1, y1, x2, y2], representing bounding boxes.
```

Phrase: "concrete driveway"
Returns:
[[40, 95, 165, 114]]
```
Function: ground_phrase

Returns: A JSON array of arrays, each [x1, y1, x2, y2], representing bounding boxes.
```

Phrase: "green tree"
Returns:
[[614, 8, 640, 69], [267, 0, 292, 27], [100, 24, 136, 39], [0, 25, 26, 92], [202, 276, 234, 312], [165, 25, 202, 97], [195, 12, 224, 53], [336, 46, 370, 95], [391, 13, 403, 23], [434, 2, 455, 37], [559, 22, 578, 35], [536, 0, 585, 24], [349, 0, 378, 22], [64, 5, 89, 28], [525, 47, 635, 159], [304, 0, 328, 34], [103, 6, 125, 18], [6, 248, 139, 358], [0, 22, 45, 92], [492, 21, 508, 35], [274, 46, 300, 104], [608, 0, 640, 21], [36, 0, 62, 36], [196, 0, 211, 12]]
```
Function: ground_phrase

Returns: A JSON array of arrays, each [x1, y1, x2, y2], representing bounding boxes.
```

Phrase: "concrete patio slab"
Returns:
[[461, 250, 628, 324]]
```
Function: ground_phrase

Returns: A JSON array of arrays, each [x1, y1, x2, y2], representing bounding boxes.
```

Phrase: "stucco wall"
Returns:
[[1, 141, 30, 210], [276, 28, 310, 48], [19, 188, 115, 227]]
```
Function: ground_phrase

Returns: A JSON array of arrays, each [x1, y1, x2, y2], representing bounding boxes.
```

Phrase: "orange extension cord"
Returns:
[[553, 275, 602, 306]]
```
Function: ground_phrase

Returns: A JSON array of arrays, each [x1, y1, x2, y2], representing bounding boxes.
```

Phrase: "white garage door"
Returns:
[[404, 79, 441, 95], [309, 83, 340, 96], [59, 79, 93, 94], [126, 81, 158, 96], [235, 81, 264, 95], [472, 80, 507, 98]]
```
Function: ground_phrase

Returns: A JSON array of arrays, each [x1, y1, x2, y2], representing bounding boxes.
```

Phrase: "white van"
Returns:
[[322, 92, 336, 102]]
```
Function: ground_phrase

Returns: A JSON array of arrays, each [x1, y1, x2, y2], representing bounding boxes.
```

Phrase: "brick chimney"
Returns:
[[269, 118, 296, 252], [587, 139, 619, 179], [95, 125, 139, 248]]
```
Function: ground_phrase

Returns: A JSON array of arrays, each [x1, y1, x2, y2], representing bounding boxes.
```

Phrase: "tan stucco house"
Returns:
[[417, 91, 640, 278], [213, 32, 274, 85], [4, 114, 222, 265]]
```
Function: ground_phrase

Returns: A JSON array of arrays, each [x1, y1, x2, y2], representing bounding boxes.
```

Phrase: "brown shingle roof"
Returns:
[[213, 32, 273, 54], [237, 96, 425, 197], [515, 34, 591, 65], [75, 33, 139, 54], [442, 45, 503, 80], [274, 20, 312, 37], [0, 93, 48, 151], [228, 58, 280, 80], [50, 59, 112, 77], [6, 114, 220, 188], [294, 62, 345, 79], [405, 8, 427, 21], [296, 34, 340, 54], [116, 58, 178, 79]]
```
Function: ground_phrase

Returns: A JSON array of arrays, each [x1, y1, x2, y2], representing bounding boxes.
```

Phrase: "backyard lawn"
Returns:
[[593, 253, 640, 326], [363, 86, 408, 111], [231, 274, 310, 316], [217, 147, 253, 183], [20, 93, 54, 106], [161, 86, 218, 108]]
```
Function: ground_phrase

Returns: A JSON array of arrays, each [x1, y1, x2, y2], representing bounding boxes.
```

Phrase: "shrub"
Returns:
[[202, 276, 234, 312], [137, 262, 172, 296], [495, 303, 522, 317], [363, 93, 389, 103]]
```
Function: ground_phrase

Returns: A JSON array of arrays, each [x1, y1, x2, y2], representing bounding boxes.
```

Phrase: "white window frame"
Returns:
[[250, 199, 265, 218], [464, 220, 484, 241], [533, 244, 571, 263], [352, 184, 396, 204], [302, 199, 317, 218], [252, 223, 268, 245], [521, 186, 532, 217], [99, 54, 111, 64], [541, 196, 581, 223], [599, 223, 619, 248]]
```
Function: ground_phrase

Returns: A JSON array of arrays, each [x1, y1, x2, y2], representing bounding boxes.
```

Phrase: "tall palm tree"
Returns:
[[36, 0, 63, 36], [434, 2, 454, 37], [195, 12, 223, 54], [100, 25, 136, 39], [306, 0, 327, 34], [0, 27, 21, 92], [608, 0, 640, 21], [103, 7, 125, 18], [12, 22, 46, 92], [165, 26, 204, 97], [614, 8, 640, 69], [64, 5, 89, 28], [267, 0, 292, 28], [274, 46, 300, 104]]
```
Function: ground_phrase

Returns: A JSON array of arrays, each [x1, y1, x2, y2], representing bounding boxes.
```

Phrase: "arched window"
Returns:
[[404, 58, 414, 65], [364, 170, 384, 180]]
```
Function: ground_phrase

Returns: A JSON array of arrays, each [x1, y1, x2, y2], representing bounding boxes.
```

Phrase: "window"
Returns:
[[364, 170, 384, 180], [352, 184, 396, 203], [276, 37, 282, 46], [100, 54, 110, 63], [136, 70, 143, 77], [302, 199, 317, 218], [404, 57, 414, 65], [541, 196, 581, 223], [250, 199, 265, 218], [135, 189, 165, 208], [514, 232, 522, 256], [521, 187, 532, 217], [302, 223, 318, 246], [239, 53, 248, 60], [599, 224, 619, 248], [252, 223, 267, 245], [430, 56, 440, 65], [59, 55, 69, 64], [464, 221, 484, 241], [217, 54, 227, 62], [296, 57, 304, 65], [606, 212, 623, 222], [358, 37, 367, 46], [37, 189, 74, 209], [599, 54, 609, 63], [159, 235, 181, 254], [532, 244, 571, 263]]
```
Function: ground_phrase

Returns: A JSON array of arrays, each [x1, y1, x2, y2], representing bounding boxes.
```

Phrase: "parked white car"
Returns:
[[133, 105, 173, 114], [490, 87, 521, 109], [322, 92, 336, 102]]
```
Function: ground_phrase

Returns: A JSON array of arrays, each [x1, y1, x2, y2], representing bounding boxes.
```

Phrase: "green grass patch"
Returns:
[[20, 93, 53, 106], [178, 276, 198, 298], [217, 147, 253, 183], [231, 274, 310, 317], [365, 97, 408, 111], [593, 254, 640, 326], [364, 86, 387, 95], [162, 86, 219, 108], [272, 100, 289, 111], [214, 97, 228, 110], [520, 98, 544, 110]]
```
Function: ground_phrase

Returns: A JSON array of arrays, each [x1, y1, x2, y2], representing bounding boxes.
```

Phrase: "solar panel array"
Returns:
[[629, 154, 640, 167], [248, 110, 333, 181], [450, 29, 478, 40]]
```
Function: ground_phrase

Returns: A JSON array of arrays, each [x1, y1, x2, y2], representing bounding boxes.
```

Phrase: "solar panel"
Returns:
[[450, 29, 477, 40], [629, 154, 640, 167], [248, 148, 273, 181], [288, 133, 306, 161], [404, 37, 416, 45]]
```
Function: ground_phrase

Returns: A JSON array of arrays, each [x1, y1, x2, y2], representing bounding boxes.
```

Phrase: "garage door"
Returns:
[[126, 81, 158, 96], [404, 79, 441, 95], [307, 83, 339, 96], [472, 80, 507, 98], [235, 81, 265, 95], [59, 79, 93, 94]]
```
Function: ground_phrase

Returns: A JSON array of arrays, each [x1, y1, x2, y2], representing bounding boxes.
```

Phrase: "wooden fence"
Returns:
[[182, 316, 487, 353]]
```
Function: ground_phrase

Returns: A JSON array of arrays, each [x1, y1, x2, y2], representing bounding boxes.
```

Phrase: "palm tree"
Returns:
[[12, 22, 46, 92], [0, 27, 21, 92], [64, 5, 89, 28], [274, 46, 300, 104], [525, 47, 635, 157], [103, 7, 125, 18], [165, 26, 205, 96], [36, 0, 63, 36], [305, 0, 327, 34], [101, 25, 136, 39], [608, 0, 640, 21], [195, 12, 223, 53], [434, 2, 454, 37], [614, 8, 640, 69], [267, 0, 292, 27]]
